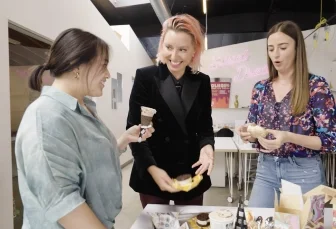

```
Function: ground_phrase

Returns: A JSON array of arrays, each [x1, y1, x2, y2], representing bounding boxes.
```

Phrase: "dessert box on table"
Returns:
[[149, 209, 235, 229], [274, 179, 336, 229]]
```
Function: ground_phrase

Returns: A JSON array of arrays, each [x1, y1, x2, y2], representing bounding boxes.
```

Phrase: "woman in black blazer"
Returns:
[[126, 14, 215, 208]]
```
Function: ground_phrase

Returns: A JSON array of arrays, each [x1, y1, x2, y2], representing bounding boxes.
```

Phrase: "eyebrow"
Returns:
[[164, 43, 188, 49], [268, 42, 289, 47]]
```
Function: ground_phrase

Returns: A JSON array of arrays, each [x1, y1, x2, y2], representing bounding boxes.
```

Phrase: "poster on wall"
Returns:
[[210, 78, 231, 108], [111, 78, 118, 109], [117, 72, 123, 102]]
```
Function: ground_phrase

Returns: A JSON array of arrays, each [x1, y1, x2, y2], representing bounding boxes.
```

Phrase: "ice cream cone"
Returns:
[[138, 106, 156, 142], [140, 106, 156, 127]]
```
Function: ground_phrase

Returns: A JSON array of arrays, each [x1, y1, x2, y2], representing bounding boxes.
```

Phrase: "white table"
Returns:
[[130, 204, 333, 229], [212, 137, 238, 202]]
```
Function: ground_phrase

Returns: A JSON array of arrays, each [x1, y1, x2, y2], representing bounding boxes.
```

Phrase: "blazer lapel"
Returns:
[[154, 64, 188, 135], [181, 71, 201, 117]]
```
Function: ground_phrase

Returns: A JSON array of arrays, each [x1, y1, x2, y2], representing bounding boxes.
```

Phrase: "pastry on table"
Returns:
[[196, 213, 210, 227], [187, 213, 210, 229], [245, 210, 254, 223]]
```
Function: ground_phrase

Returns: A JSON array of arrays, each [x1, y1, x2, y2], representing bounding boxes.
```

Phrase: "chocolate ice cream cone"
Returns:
[[141, 115, 153, 127], [138, 106, 156, 142]]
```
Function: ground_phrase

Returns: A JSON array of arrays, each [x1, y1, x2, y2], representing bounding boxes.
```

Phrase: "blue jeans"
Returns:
[[248, 153, 326, 208]]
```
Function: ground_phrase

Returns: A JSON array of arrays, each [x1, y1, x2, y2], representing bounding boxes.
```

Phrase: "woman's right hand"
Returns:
[[237, 124, 255, 143], [147, 166, 179, 193]]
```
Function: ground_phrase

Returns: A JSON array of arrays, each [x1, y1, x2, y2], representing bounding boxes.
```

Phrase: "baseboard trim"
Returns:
[[121, 158, 134, 169]]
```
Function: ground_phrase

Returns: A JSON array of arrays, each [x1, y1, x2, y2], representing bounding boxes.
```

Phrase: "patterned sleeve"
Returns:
[[311, 76, 336, 152], [247, 81, 264, 124]]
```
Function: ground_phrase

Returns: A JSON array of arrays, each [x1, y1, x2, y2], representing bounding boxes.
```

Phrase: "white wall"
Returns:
[[0, 2, 12, 228], [200, 25, 336, 127], [0, 0, 152, 227], [111, 25, 130, 50]]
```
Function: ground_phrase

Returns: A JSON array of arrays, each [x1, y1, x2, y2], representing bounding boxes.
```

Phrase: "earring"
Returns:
[[75, 72, 79, 79]]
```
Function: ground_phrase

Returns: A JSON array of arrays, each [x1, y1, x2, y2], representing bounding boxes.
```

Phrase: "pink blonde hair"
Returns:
[[156, 14, 205, 73]]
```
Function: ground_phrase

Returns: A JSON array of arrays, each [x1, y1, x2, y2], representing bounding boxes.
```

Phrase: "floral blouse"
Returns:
[[247, 74, 336, 157]]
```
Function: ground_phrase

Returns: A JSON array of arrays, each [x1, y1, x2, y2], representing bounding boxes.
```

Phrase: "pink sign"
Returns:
[[234, 64, 268, 81], [208, 49, 268, 81], [210, 49, 249, 69]]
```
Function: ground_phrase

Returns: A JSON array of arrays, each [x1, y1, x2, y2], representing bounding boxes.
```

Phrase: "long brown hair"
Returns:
[[29, 28, 109, 92], [267, 21, 309, 116]]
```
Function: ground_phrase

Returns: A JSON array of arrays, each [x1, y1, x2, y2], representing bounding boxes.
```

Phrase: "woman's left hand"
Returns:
[[192, 145, 214, 176], [258, 129, 289, 152]]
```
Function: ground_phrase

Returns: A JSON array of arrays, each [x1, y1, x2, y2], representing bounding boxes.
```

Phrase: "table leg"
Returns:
[[224, 152, 226, 188], [228, 151, 233, 203], [244, 153, 247, 205], [226, 151, 233, 203], [238, 152, 242, 190]]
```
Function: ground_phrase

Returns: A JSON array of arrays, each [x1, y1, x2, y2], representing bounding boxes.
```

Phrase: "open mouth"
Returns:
[[170, 60, 182, 67], [100, 81, 106, 87]]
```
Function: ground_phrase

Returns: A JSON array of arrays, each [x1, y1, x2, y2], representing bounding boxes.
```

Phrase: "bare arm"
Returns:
[[286, 132, 322, 151], [58, 203, 106, 229]]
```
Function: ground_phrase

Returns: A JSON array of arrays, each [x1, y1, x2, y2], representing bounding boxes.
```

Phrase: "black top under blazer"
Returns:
[[126, 63, 215, 201]]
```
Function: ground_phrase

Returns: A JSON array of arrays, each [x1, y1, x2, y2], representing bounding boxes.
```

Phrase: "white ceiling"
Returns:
[[109, 0, 149, 8]]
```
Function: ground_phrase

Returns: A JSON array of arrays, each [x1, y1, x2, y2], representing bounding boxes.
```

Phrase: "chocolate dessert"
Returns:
[[176, 174, 191, 181], [141, 115, 153, 126], [196, 213, 210, 227], [140, 106, 156, 127], [175, 174, 192, 186], [138, 106, 156, 142]]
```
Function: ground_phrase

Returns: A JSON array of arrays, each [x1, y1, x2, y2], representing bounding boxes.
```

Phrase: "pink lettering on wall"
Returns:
[[210, 49, 249, 69], [208, 49, 268, 81], [234, 65, 268, 81]]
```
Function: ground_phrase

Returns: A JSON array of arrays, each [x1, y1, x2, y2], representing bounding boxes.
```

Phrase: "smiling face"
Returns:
[[79, 55, 110, 97], [161, 30, 195, 77], [267, 31, 296, 74]]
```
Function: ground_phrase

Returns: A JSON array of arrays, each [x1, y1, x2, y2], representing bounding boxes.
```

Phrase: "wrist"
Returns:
[[202, 144, 214, 151], [147, 165, 158, 175], [117, 133, 129, 151], [284, 131, 292, 143]]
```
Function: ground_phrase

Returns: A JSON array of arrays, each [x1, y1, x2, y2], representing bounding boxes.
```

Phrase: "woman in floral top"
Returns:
[[237, 21, 336, 208]]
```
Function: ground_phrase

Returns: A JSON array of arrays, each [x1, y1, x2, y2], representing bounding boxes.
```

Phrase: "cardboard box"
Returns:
[[330, 198, 336, 229], [274, 180, 336, 229]]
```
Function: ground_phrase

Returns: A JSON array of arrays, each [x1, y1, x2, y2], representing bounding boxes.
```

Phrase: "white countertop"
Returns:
[[232, 138, 258, 153], [214, 137, 238, 152], [130, 204, 332, 229]]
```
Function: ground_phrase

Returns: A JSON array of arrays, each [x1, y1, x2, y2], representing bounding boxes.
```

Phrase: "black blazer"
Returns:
[[126, 64, 215, 200]]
